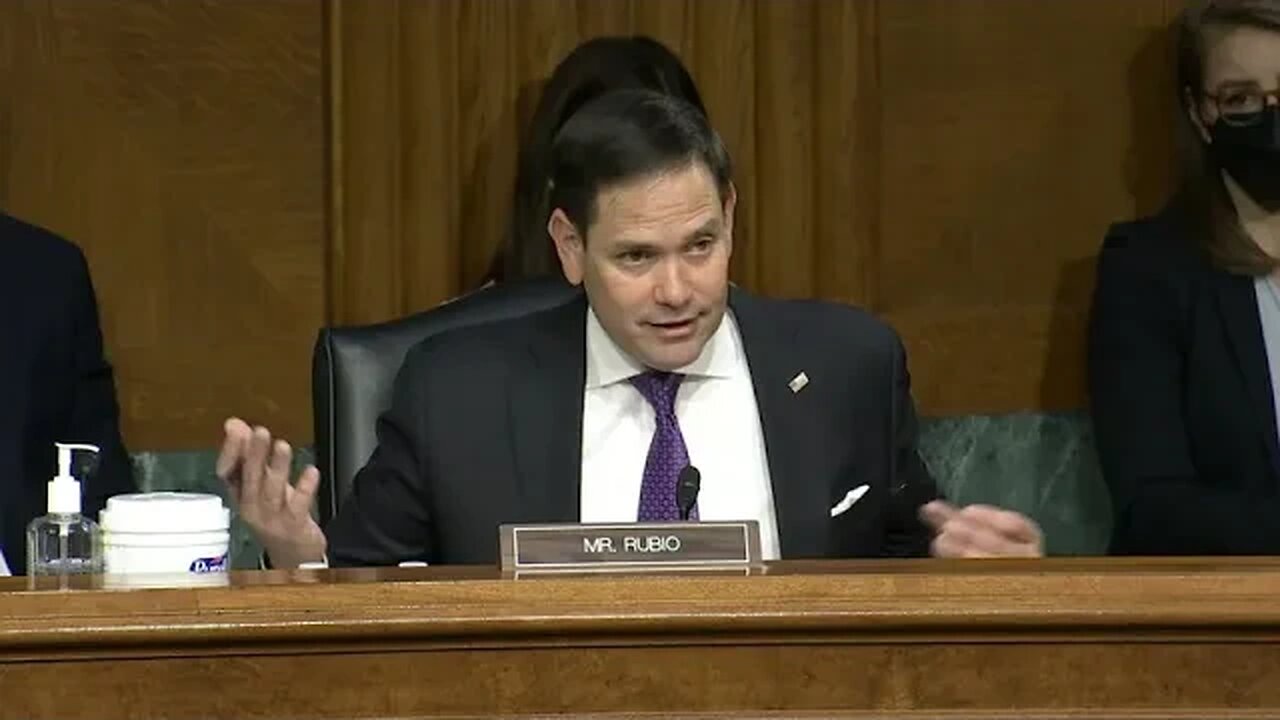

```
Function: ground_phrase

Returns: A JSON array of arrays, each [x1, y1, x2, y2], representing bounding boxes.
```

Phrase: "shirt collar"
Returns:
[[585, 306, 743, 389]]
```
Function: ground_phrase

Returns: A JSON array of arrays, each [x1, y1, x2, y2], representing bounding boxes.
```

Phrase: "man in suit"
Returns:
[[0, 212, 135, 574], [217, 89, 1042, 568]]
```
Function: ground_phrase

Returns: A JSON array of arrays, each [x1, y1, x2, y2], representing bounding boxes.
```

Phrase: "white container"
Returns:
[[100, 493, 231, 581]]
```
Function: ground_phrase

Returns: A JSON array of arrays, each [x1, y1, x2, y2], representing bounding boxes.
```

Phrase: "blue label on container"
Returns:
[[189, 554, 227, 573]]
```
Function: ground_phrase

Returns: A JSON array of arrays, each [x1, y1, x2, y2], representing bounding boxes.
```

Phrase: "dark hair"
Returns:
[[485, 36, 707, 284], [547, 88, 732, 241], [1175, 0, 1280, 275]]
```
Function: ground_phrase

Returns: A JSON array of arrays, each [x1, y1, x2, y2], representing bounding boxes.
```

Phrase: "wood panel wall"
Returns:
[[0, 0, 326, 448], [0, 0, 1182, 450]]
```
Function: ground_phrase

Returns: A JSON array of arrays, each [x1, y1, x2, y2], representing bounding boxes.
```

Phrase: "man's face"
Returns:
[[550, 162, 736, 371]]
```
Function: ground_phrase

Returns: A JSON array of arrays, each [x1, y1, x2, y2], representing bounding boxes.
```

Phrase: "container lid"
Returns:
[[99, 492, 230, 533]]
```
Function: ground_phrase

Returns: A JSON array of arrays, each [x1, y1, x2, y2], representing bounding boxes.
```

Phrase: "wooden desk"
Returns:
[[2, 558, 1280, 719]]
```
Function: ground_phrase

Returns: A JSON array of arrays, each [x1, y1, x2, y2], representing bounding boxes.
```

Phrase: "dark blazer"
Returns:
[[326, 288, 940, 566], [1089, 205, 1280, 554], [0, 213, 134, 573]]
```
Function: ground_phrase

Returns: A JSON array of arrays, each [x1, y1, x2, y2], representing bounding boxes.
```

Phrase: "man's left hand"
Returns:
[[919, 501, 1044, 558]]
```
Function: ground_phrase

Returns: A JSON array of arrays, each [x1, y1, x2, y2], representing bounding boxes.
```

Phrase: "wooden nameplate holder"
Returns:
[[498, 520, 763, 575]]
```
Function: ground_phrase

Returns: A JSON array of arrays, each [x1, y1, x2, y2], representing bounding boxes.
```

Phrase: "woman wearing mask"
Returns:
[[1090, 0, 1280, 554]]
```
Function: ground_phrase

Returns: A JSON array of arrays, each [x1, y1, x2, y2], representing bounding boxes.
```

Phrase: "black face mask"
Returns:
[[1210, 105, 1280, 211]]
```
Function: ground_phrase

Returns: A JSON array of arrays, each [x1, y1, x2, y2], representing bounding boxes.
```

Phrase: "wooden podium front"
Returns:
[[2, 558, 1280, 719]]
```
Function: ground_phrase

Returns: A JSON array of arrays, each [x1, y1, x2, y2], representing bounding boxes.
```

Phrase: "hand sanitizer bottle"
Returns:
[[26, 443, 104, 576]]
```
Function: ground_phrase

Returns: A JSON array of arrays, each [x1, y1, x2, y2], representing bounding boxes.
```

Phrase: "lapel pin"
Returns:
[[788, 371, 809, 394]]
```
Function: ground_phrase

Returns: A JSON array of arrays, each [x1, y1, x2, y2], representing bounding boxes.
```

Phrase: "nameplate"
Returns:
[[498, 521, 763, 573]]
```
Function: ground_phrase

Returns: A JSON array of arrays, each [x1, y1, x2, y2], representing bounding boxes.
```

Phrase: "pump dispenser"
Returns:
[[26, 443, 104, 576]]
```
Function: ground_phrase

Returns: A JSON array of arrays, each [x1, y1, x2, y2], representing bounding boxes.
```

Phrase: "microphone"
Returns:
[[677, 465, 701, 521]]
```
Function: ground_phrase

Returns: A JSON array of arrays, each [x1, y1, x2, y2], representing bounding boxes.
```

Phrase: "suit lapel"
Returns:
[[730, 289, 827, 558], [508, 296, 588, 522], [1215, 272, 1280, 479]]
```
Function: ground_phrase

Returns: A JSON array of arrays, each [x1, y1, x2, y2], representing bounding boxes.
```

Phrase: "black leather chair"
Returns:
[[311, 277, 580, 526]]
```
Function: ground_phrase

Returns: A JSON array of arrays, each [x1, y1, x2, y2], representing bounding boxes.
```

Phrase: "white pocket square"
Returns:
[[830, 484, 870, 518]]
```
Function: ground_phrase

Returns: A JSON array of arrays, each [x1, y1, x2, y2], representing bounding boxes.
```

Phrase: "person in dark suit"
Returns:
[[0, 212, 135, 573], [217, 89, 1043, 568], [1090, 0, 1280, 554]]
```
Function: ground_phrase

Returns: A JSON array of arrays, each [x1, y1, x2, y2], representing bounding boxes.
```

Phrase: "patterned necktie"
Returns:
[[631, 371, 696, 521]]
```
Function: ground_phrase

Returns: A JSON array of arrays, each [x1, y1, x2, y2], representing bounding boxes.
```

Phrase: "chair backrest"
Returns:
[[311, 278, 580, 525]]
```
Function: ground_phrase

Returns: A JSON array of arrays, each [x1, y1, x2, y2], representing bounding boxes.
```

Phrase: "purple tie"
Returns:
[[631, 371, 696, 522]]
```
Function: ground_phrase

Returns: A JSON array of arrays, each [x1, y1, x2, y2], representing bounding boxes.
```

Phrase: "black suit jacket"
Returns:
[[1089, 205, 1280, 554], [326, 288, 939, 566], [0, 213, 134, 573]]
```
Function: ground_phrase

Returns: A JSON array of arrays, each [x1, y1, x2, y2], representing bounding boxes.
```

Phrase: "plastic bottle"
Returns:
[[26, 443, 104, 576]]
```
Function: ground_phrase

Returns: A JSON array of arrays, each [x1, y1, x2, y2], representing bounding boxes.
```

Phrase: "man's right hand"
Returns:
[[216, 418, 327, 569]]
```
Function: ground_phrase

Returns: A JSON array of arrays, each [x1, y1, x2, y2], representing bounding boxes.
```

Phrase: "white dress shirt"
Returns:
[[579, 308, 782, 560]]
